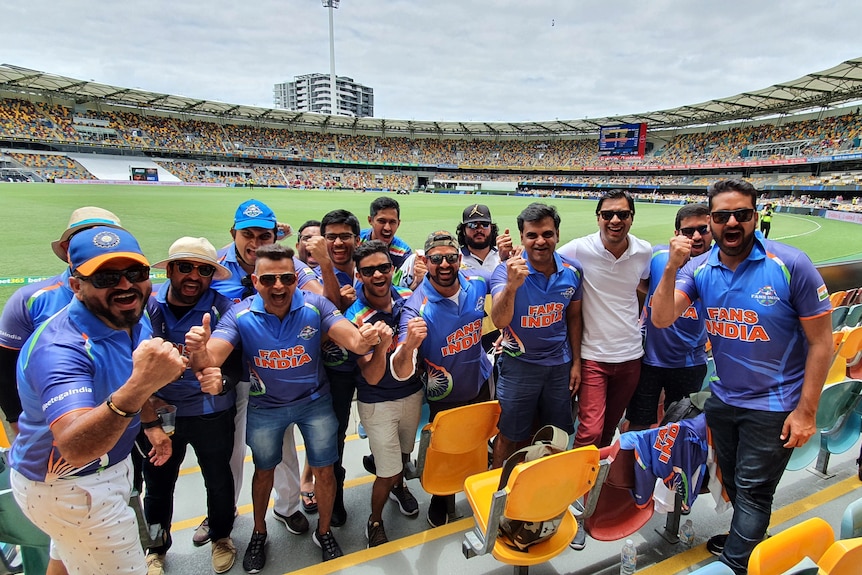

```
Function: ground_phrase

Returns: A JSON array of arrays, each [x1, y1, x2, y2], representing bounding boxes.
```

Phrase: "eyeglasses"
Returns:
[[427, 253, 460, 265], [299, 234, 317, 242], [598, 210, 633, 221], [358, 263, 393, 277], [173, 261, 216, 277], [323, 232, 355, 242], [256, 272, 297, 287], [710, 208, 755, 224], [77, 266, 150, 289], [466, 222, 490, 230], [678, 225, 710, 238]]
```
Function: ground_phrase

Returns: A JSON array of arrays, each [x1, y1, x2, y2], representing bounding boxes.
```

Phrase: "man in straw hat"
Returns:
[[8, 226, 189, 574], [141, 237, 239, 574]]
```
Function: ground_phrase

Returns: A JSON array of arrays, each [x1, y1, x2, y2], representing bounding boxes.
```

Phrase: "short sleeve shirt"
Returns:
[[0, 269, 74, 350], [10, 298, 152, 481], [359, 230, 412, 269], [674, 234, 831, 410], [210, 243, 318, 302]]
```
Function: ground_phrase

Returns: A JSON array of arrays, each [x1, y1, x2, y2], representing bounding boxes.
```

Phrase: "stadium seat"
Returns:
[[826, 327, 862, 386], [817, 537, 862, 575], [687, 562, 737, 574], [581, 440, 655, 541], [830, 291, 848, 308], [410, 400, 501, 498], [832, 306, 850, 331], [844, 304, 862, 329], [747, 517, 834, 575], [840, 497, 862, 539], [461, 446, 600, 573]]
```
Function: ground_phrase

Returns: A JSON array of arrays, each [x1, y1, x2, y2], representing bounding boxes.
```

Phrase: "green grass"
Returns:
[[2, 183, 862, 306]]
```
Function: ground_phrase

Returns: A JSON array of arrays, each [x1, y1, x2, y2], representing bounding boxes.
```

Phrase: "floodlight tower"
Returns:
[[322, 0, 340, 116]]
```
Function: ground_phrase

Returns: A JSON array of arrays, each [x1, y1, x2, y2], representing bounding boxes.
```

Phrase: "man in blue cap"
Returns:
[[8, 226, 190, 574]]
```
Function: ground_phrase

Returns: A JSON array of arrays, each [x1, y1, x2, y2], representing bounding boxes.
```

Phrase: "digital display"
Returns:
[[598, 123, 647, 157], [131, 167, 159, 181]]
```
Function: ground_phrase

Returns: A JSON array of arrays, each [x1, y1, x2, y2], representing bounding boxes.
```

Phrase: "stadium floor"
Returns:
[[158, 403, 862, 575]]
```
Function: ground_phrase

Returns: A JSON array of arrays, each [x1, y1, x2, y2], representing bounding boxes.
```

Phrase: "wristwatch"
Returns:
[[141, 419, 162, 429]]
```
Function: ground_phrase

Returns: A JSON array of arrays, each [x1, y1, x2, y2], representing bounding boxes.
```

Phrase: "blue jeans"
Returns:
[[704, 395, 793, 575]]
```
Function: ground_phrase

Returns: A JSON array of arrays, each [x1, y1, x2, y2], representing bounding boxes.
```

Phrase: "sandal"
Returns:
[[301, 491, 318, 513]]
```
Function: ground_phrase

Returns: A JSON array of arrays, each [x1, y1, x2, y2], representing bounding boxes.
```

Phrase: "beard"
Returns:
[[81, 285, 150, 330], [465, 234, 491, 251]]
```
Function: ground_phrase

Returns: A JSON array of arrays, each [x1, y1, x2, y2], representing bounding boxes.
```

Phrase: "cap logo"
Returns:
[[468, 205, 484, 217], [243, 204, 264, 218], [93, 231, 121, 249]]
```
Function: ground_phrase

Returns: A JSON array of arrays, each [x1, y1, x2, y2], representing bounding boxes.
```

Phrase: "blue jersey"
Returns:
[[643, 246, 708, 368], [346, 284, 422, 403], [210, 243, 318, 302], [212, 291, 344, 408], [675, 233, 831, 411], [490, 252, 583, 365], [359, 230, 412, 269], [0, 269, 74, 350], [619, 414, 709, 511], [10, 298, 152, 481], [398, 272, 492, 404], [315, 264, 362, 373], [147, 283, 236, 416]]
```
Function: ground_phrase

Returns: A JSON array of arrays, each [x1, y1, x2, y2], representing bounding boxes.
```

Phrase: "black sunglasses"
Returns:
[[358, 263, 393, 277], [257, 272, 297, 287], [78, 266, 150, 289], [678, 225, 710, 238], [711, 208, 755, 224], [598, 210, 632, 221], [466, 222, 490, 230], [173, 261, 216, 277], [427, 253, 460, 265]]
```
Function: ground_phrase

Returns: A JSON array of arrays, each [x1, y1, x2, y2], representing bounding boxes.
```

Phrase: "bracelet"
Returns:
[[105, 393, 141, 418], [141, 419, 162, 429]]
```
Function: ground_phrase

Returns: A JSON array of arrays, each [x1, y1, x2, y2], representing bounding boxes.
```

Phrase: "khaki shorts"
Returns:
[[358, 390, 423, 478]]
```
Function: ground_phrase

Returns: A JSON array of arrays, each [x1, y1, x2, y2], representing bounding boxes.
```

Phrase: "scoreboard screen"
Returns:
[[131, 167, 159, 181], [598, 123, 647, 157]]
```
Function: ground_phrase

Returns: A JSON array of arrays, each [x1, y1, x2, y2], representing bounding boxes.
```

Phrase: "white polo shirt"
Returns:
[[557, 231, 651, 363]]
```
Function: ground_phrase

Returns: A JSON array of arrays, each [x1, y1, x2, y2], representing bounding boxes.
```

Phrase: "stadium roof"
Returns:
[[3, 58, 862, 138]]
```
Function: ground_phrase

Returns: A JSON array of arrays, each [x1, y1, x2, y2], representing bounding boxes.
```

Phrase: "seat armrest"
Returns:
[[462, 489, 507, 558]]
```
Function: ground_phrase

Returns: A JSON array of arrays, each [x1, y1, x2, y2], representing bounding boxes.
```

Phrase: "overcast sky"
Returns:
[[4, 1, 860, 123]]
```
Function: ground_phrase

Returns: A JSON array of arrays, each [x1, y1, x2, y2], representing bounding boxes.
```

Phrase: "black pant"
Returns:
[[760, 221, 771, 238], [326, 367, 359, 491], [143, 406, 236, 553]]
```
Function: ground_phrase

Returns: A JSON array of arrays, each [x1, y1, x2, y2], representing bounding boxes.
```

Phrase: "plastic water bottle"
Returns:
[[679, 519, 695, 548], [620, 539, 637, 574]]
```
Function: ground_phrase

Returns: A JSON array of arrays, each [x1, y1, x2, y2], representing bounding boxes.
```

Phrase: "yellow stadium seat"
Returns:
[[462, 446, 599, 573], [747, 517, 834, 575], [817, 537, 862, 575]]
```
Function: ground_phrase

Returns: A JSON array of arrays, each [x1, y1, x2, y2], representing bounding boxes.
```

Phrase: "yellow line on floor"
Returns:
[[636, 475, 862, 575]]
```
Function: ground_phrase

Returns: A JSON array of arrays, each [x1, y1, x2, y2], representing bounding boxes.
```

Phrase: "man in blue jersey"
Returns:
[[196, 199, 321, 547], [391, 230, 493, 528], [142, 237, 239, 574], [9, 226, 187, 574], [651, 179, 833, 575], [0, 206, 122, 436], [627, 203, 713, 431], [490, 203, 583, 467], [359, 196, 413, 270], [347, 240, 423, 546], [185, 243, 386, 569]]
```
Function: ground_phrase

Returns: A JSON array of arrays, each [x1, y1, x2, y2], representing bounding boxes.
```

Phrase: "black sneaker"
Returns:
[[366, 517, 389, 548], [427, 495, 449, 528], [569, 517, 586, 550], [242, 531, 266, 574], [389, 481, 419, 517], [707, 533, 728, 556], [362, 454, 377, 475], [273, 510, 309, 535], [313, 528, 344, 561]]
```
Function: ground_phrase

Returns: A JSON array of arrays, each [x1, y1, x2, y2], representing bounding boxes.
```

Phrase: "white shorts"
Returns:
[[11, 457, 145, 575]]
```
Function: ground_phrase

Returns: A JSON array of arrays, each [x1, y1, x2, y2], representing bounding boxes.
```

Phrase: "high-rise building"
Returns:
[[273, 74, 374, 117]]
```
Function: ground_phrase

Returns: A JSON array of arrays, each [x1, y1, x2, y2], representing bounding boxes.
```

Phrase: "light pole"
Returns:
[[322, 0, 340, 116]]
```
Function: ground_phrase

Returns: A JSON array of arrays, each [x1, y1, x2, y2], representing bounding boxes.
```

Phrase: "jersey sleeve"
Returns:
[[489, 262, 508, 296]]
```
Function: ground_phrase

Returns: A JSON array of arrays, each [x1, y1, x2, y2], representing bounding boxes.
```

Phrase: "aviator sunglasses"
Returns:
[[77, 265, 150, 289], [256, 272, 297, 287]]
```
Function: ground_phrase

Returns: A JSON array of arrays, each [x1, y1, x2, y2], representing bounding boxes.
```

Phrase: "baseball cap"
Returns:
[[424, 230, 458, 252], [51, 206, 123, 261], [462, 204, 492, 224], [152, 237, 232, 280], [68, 226, 149, 276], [234, 199, 277, 230]]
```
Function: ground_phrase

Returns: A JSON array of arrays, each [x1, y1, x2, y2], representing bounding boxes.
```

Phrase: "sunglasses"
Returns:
[[679, 225, 710, 238], [427, 253, 460, 265], [173, 261, 216, 277], [710, 208, 755, 224], [256, 272, 297, 287], [323, 232, 355, 242], [358, 263, 393, 277], [598, 210, 633, 221], [466, 222, 490, 230], [78, 265, 150, 289]]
